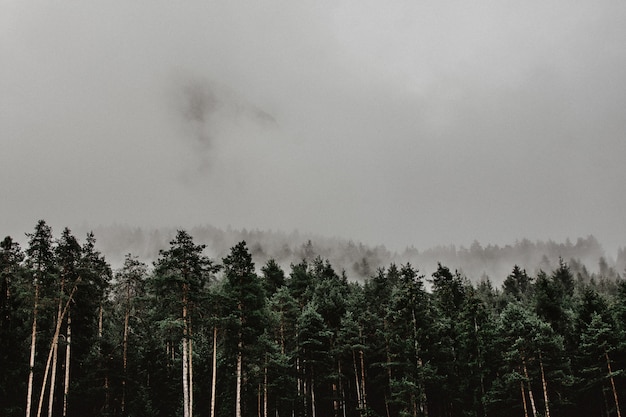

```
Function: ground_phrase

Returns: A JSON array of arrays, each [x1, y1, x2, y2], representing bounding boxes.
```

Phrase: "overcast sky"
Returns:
[[2, 1, 626, 255]]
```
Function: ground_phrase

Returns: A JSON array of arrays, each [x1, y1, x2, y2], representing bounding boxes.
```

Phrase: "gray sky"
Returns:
[[2, 1, 626, 255]]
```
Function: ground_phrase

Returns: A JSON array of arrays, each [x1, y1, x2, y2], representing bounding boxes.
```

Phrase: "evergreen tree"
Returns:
[[0, 236, 26, 416], [222, 241, 267, 417], [152, 230, 218, 417]]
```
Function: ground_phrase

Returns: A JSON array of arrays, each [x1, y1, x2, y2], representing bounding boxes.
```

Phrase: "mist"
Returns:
[[2, 1, 626, 260]]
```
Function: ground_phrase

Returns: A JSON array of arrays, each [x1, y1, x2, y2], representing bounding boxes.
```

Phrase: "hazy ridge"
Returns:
[[77, 224, 626, 286]]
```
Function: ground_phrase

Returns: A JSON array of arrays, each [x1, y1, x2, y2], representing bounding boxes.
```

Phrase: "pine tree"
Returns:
[[0, 236, 25, 415], [152, 230, 218, 417], [24, 221, 56, 417], [222, 241, 267, 417]]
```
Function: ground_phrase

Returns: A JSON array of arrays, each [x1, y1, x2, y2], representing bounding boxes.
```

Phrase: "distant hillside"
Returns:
[[78, 224, 626, 286]]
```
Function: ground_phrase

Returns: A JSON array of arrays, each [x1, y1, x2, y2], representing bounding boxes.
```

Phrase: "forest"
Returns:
[[1, 220, 624, 417]]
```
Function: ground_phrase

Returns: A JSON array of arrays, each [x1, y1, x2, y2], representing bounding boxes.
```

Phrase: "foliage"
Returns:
[[0, 222, 624, 417]]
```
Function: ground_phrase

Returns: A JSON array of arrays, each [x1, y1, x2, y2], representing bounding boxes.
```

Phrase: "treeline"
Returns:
[[79, 224, 624, 284], [1, 221, 625, 417]]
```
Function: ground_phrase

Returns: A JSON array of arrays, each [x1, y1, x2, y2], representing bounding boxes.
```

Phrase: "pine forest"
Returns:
[[1, 220, 625, 417]]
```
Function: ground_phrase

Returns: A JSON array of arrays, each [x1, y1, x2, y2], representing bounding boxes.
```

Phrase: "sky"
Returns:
[[2, 1, 626, 256]]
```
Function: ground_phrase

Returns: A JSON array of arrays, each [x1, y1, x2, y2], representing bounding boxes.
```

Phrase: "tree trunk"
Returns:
[[182, 286, 190, 417], [48, 277, 66, 417], [189, 319, 194, 417], [522, 357, 538, 417], [47, 333, 59, 417], [210, 325, 217, 417], [353, 351, 362, 412], [605, 350, 622, 417], [538, 351, 550, 417], [311, 376, 316, 417], [520, 380, 529, 417], [359, 347, 367, 413], [264, 358, 268, 417], [26, 283, 39, 417], [236, 336, 243, 417], [36, 281, 79, 417], [62, 312, 71, 417]]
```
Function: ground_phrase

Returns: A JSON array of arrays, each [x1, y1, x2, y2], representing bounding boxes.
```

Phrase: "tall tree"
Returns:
[[153, 230, 218, 417], [222, 241, 267, 417], [24, 221, 56, 417], [0, 236, 25, 415], [113, 254, 148, 415]]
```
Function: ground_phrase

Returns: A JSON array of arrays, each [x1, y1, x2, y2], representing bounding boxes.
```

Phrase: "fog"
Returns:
[[2, 1, 626, 256]]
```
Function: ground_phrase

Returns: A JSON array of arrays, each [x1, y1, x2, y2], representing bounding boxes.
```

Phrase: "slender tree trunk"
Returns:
[[605, 350, 622, 417], [47, 334, 59, 417], [189, 319, 194, 417], [236, 336, 243, 417], [353, 350, 362, 412], [522, 358, 538, 417], [338, 360, 346, 417], [520, 380, 529, 417], [311, 376, 316, 417], [182, 287, 190, 417], [62, 312, 71, 417], [36, 281, 79, 417], [303, 371, 308, 417], [359, 347, 367, 413], [264, 357, 268, 417], [48, 278, 66, 417], [26, 283, 39, 417], [210, 325, 217, 417], [538, 351, 550, 417]]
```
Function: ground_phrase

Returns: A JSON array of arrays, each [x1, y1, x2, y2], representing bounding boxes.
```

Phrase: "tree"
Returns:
[[24, 220, 56, 417], [113, 254, 148, 415], [152, 230, 218, 417], [0, 236, 25, 415], [502, 265, 533, 303], [222, 241, 267, 417], [261, 259, 286, 297], [578, 309, 624, 417]]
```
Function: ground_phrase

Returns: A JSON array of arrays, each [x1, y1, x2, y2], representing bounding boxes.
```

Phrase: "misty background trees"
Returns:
[[1, 221, 625, 417]]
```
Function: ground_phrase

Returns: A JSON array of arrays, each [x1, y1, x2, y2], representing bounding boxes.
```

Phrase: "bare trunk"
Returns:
[[36, 281, 79, 417], [359, 347, 367, 413], [48, 278, 66, 417], [210, 325, 217, 417], [338, 360, 346, 417], [236, 336, 243, 417], [522, 357, 538, 417], [605, 350, 622, 417], [47, 335, 59, 417], [303, 374, 308, 417], [353, 351, 362, 412], [311, 376, 316, 417], [26, 283, 39, 417], [189, 320, 194, 417], [264, 359, 268, 417], [182, 287, 190, 417], [538, 351, 550, 417], [520, 380, 529, 417], [63, 313, 71, 417]]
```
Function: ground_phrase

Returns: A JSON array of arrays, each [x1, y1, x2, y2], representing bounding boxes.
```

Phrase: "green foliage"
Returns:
[[1, 222, 624, 417]]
